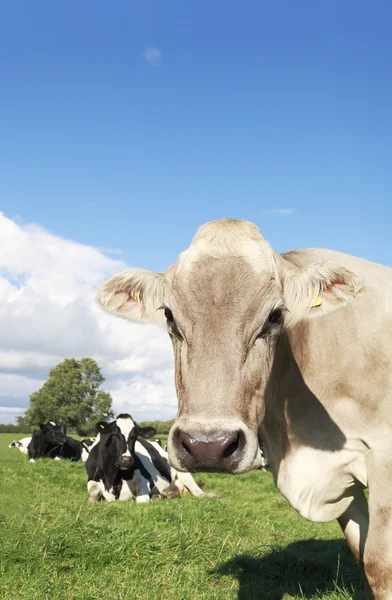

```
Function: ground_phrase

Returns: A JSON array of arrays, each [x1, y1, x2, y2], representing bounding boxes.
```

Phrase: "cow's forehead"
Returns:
[[171, 254, 279, 319], [116, 417, 136, 438]]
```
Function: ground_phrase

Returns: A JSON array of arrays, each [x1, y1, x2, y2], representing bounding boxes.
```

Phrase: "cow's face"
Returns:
[[96, 414, 156, 469], [97, 219, 363, 474], [39, 422, 63, 445]]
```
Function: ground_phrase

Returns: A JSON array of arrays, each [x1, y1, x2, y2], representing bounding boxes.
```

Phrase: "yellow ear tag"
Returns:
[[312, 296, 323, 308], [99, 424, 105, 430]]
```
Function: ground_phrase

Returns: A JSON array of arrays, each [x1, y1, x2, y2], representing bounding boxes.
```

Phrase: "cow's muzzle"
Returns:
[[117, 454, 133, 469], [168, 419, 258, 473]]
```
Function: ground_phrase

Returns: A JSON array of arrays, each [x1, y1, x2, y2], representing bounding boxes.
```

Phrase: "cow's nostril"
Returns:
[[182, 441, 191, 455], [223, 432, 240, 458]]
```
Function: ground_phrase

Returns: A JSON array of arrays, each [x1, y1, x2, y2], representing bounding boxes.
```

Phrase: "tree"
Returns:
[[16, 416, 27, 429], [24, 358, 114, 435]]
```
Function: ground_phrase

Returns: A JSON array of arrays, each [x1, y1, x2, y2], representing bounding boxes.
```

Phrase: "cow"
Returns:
[[86, 413, 218, 504], [28, 421, 83, 462], [8, 437, 32, 455], [97, 218, 392, 599]]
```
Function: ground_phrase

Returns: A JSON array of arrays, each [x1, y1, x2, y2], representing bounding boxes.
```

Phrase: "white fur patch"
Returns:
[[116, 417, 136, 439], [81, 448, 89, 462], [90, 433, 101, 450], [118, 479, 135, 501], [134, 441, 171, 494]]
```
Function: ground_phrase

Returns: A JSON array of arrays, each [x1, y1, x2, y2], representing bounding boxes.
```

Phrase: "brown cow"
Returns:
[[97, 218, 392, 599]]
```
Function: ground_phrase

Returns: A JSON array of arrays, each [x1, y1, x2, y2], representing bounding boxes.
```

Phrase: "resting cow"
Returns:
[[8, 437, 32, 455], [86, 414, 218, 503], [28, 421, 83, 462], [97, 218, 392, 599]]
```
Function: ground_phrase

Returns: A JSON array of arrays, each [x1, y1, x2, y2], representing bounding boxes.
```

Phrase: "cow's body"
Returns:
[[261, 248, 390, 522], [97, 219, 392, 598], [8, 436, 31, 455], [28, 422, 83, 462], [86, 414, 218, 504]]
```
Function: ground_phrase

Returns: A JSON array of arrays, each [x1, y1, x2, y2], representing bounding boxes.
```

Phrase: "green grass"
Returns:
[[0, 433, 363, 600]]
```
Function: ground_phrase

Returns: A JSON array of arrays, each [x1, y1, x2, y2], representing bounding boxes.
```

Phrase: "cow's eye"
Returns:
[[164, 307, 174, 322], [255, 309, 283, 341], [163, 308, 183, 341], [268, 309, 282, 325]]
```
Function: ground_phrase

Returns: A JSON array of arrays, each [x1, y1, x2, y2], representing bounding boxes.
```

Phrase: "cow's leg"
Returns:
[[166, 480, 181, 499], [337, 489, 373, 598], [362, 459, 392, 600], [174, 471, 219, 499], [87, 480, 102, 504], [135, 474, 151, 504]]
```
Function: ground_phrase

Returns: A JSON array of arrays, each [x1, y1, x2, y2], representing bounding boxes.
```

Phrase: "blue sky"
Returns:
[[1, 0, 391, 272], [1, 1, 392, 424]]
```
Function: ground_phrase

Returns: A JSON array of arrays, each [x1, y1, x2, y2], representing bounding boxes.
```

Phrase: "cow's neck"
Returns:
[[260, 330, 367, 523]]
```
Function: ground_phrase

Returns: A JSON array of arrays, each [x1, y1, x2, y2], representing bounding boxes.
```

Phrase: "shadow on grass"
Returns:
[[213, 538, 364, 600]]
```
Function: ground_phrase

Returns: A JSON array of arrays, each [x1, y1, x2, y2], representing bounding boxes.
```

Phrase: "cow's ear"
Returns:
[[96, 421, 109, 433], [282, 261, 364, 328], [137, 426, 157, 439], [97, 269, 167, 324], [39, 424, 45, 430]]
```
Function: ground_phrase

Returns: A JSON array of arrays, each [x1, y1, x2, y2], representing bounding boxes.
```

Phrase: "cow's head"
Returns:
[[97, 219, 363, 474], [96, 414, 156, 469], [38, 421, 63, 444]]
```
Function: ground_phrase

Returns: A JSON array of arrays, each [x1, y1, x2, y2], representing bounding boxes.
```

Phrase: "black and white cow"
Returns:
[[8, 436, 32, 455], [86, 414, 218, 503], [28, 421, 83, 462]]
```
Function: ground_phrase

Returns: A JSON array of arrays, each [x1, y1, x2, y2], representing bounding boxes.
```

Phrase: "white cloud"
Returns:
[[141, 47, 162, 66], [0, 373, 44, 398], [0, 406, 25, 414], [97, 247, 124, 256], [265, 209, 297, 216], [0, 212, 177, 424]]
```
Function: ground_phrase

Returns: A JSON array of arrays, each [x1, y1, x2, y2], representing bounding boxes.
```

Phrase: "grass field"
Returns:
[[0, 433, 364, 600]]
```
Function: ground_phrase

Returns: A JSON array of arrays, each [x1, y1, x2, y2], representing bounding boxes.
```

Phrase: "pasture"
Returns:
[[0, 433, 363, 599]]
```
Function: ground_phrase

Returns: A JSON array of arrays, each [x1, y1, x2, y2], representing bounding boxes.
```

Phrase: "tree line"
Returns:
[[0, 419, 175, 435], [0, 357, 174, 436]]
